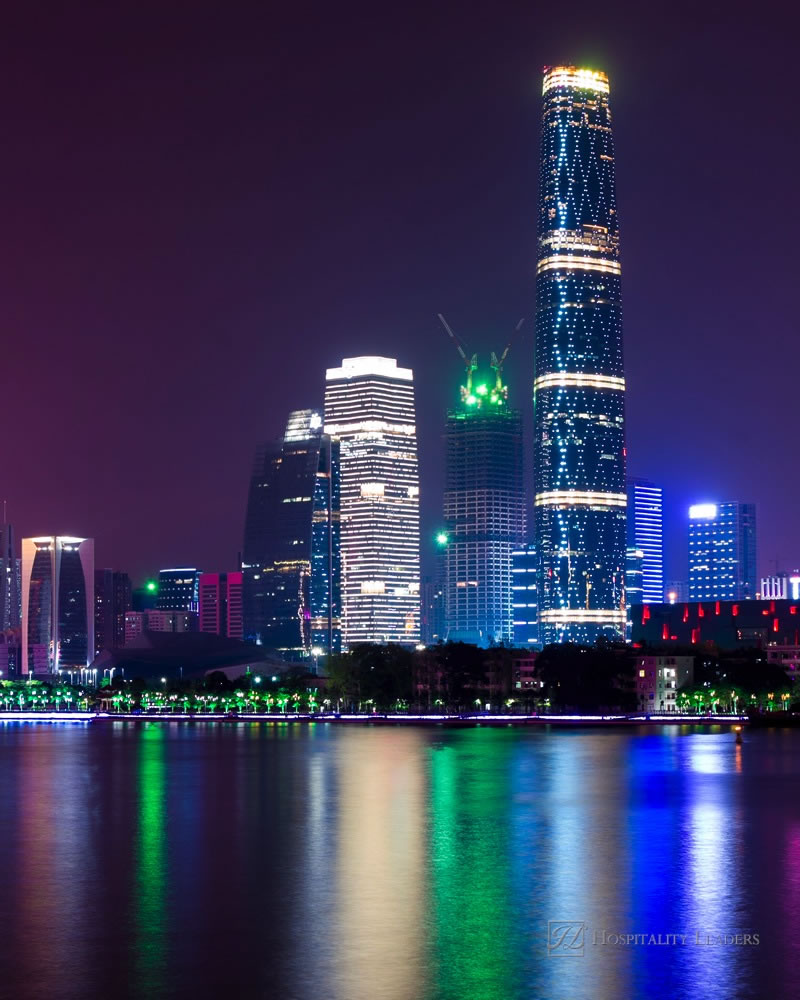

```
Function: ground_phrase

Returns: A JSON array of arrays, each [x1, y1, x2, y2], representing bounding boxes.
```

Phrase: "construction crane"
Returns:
[[490, 318, 525, 392], [438, 313, 477, 397]]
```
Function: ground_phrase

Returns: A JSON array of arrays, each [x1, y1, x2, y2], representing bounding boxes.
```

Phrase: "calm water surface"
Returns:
[[0, 722, 797, 1000]]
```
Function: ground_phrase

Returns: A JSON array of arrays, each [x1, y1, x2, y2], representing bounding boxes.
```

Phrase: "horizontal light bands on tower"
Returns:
[[324, 420, 417, 437], [542, 67, 609, 96], [539, 608, 626, 624], [537, 255, 621, 276], [535, 490, 627, 508], [534, 373, 625, 393]]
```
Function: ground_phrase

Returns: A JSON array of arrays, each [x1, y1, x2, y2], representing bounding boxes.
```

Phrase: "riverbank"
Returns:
[[0, 711, 751, 726]]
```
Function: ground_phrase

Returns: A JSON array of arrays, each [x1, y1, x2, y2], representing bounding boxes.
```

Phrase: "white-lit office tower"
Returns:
[[324, 357, 420, 647], [22, 536, 95, 675]]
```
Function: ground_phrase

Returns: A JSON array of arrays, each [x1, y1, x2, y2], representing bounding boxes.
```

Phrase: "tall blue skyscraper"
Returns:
[[627, 479, 664, 603], [441, 360, 526, 645], [687, 502, 757, 601], [533, 66, 627, 644]]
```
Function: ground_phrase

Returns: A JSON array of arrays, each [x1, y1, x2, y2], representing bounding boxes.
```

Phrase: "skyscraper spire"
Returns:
[[533, 66, 627, 643]]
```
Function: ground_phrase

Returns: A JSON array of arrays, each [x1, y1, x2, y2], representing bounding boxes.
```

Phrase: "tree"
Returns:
[[535, 644, 637, 712]]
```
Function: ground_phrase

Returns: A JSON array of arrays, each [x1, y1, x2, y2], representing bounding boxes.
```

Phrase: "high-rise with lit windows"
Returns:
[[440, 363, 525, 645], [21, 536, 94, 675], [533, 65, 627, 644], [687, 502, 756, 601], [512, 544, 540, 647], [627, 479, 664, 603], [242, 409, 341, 657], [156, 568, 200, 612], [324, 357, 420, 647]]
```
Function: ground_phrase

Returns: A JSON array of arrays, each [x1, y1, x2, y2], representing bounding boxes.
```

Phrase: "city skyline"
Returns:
[[3, 6, 797, 593]]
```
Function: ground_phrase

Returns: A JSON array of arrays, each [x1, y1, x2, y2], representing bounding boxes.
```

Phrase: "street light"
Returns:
[[311, 646, 322, 674]]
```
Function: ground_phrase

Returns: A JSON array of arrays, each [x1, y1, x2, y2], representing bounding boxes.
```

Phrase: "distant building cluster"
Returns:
[[6, 64, 786, 685]]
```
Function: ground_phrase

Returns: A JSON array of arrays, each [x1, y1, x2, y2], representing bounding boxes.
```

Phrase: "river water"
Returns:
[[0, 721, 796, 999]]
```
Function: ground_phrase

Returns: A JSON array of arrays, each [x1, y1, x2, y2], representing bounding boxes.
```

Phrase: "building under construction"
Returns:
[[438, 317, 526, 646]]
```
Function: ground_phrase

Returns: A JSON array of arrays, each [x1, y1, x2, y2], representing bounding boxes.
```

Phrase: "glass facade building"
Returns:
[[533, 66, 627, 643], [627, 479, 664, 603], [0, 522, 19, 630], [441, 367, 525, 645], [156, 569, 200, 612], [21, 536, 94, 674], [242, 409, 341, 658], [324, 357, 420, 647], [687, 502, 757, 601], [512, 545, 540, 647], [625, 546, 643, 641], [94, 569, 132, 654]]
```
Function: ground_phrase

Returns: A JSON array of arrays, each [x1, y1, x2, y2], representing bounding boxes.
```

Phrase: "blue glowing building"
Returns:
[[512, 545, 540, 647], [441, 362, 526, 646], [533, 66, 627, 643], [687, 502, 757, 602], [627, 479, 664, 603]]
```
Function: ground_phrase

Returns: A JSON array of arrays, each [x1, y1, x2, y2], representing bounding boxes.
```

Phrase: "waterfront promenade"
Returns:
[[0, 711, 749, 726]]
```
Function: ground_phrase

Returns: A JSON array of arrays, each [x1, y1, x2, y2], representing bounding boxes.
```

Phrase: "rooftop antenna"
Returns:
[[438, 314, 477, 396], [490, 317, 525, 392]]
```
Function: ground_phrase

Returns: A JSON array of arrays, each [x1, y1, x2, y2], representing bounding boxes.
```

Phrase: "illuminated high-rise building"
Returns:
[[512, 544, 540, 647], [21, 536, 94, 675], [441, 362, 525, 645], [156, 568, 200, 612], [0, 522, 19, 630], [324, 357, 420, 647], [533, 66, 627, 643], [242, 409, 341, 657], [687, 502, 756, 601], [627, 479, 664, 603], [625, 546, 643, 641]]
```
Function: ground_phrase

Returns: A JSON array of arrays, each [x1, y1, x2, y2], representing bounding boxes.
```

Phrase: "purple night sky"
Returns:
[[2, 1, 795, 585]]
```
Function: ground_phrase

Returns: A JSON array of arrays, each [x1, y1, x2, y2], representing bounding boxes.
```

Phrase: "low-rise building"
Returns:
[[124, 610, 198, 644], [765, 644, 800, 680], [635, 654, 694, 712], [632, 599, 800, 650], [513, 652, 538, 691]]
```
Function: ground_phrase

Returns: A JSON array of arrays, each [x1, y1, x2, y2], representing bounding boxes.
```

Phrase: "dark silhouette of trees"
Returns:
[[535, 643, 636, 711]]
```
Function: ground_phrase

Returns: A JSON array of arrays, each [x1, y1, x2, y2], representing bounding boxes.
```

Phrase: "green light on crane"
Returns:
[[436, 532, 449, 546]]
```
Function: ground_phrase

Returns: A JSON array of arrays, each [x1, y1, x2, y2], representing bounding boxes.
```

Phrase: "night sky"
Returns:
[[3, 1, 796, 585]]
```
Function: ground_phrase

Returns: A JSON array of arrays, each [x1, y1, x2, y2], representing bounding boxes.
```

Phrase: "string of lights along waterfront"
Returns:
[[324, 357, 421, 647], [533, 66, 627, 644]]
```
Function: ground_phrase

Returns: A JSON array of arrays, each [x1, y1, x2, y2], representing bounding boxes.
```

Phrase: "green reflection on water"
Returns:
[[134, 724, 167, 991], [428, 732, 518, 1000]]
